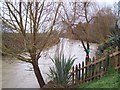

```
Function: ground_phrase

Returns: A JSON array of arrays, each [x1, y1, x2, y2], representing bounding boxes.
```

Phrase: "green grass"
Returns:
[[78, 69, 120, 88]]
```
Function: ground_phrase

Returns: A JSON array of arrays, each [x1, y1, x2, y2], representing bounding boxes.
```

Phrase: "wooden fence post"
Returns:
[[103, 59, 106, 72], [118, 47, 120, 72], [99, 61, 102, 78], [92, 57, 95, 80], [106, 52, 110, 71], [85, 58, 87, 82], [82, 61, 84, 82], [115, 47, 119, 67], [95, 62, 98, 80], [88, 58, 91, 81], [79, 63, 81, 80], [75, 64, 78, 83], [72, 66, 74, 85]]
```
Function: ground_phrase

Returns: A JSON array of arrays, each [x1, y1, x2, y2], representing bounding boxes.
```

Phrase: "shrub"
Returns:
[[108, 29, 120, 48], [48, 54, 76, 86]]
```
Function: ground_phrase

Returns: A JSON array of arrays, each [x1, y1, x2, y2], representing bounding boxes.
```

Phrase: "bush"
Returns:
[[97, 28, 120, 54], [109, 29, 120, 48], [48, 54, 76, 86]]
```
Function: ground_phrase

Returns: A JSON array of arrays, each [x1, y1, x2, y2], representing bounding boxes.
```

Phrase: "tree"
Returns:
[[73, 1, 93, 62], [92, 7, 116, 42], [1, 1, 61, 88], [59, 0, 96, 63]]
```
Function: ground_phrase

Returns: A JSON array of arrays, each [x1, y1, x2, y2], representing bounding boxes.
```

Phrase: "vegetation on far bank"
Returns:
[[2, 31, 60, 56]]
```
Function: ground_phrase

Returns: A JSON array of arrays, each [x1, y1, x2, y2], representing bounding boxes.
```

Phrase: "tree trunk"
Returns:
[[32, 61, 45, 88], [85, 41, 90, 65]]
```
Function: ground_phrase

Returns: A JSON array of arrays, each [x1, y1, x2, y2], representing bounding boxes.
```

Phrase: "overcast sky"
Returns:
[[96, 0, 119, 6]]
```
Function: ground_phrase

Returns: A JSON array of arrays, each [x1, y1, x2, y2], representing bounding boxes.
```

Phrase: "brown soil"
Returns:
[[43, 81, 65, 88]]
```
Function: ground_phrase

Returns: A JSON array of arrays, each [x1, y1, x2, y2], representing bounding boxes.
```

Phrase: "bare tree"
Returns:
[[1, 0, 61, 88], [59, 0, 96, 63], [92, 7, 116, 42]]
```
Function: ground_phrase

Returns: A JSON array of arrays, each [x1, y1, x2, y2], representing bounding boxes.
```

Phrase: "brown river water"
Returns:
[[2, 38, 98, 88]]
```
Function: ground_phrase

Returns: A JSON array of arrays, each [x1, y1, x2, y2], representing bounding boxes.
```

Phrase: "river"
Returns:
[[2, 38, 98, 88]]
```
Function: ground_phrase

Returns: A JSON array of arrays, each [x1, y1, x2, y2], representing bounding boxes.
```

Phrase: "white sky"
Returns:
[[0, 0, 119, 3], [0, 0, 119, 5], [96, 0, 119, 6]]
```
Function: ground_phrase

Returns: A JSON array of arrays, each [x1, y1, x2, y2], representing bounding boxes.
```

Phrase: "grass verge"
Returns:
[[78, 69, 120, 88]]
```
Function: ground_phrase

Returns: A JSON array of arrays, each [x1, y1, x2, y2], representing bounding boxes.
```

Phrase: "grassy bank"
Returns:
[[78, 69, 120, 88]]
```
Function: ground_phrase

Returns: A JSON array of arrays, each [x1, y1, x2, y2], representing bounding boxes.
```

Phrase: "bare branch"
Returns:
[[37, 1, 44, 29], [5, 2, 20, 28], [36, 2, 61, 60]]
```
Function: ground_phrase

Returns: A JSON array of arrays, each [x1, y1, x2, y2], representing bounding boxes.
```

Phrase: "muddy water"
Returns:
[[2, 38, 98, 88]]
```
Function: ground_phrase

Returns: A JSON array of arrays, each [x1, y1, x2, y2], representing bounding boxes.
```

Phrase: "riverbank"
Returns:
[[78, 69, 120, 88]]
